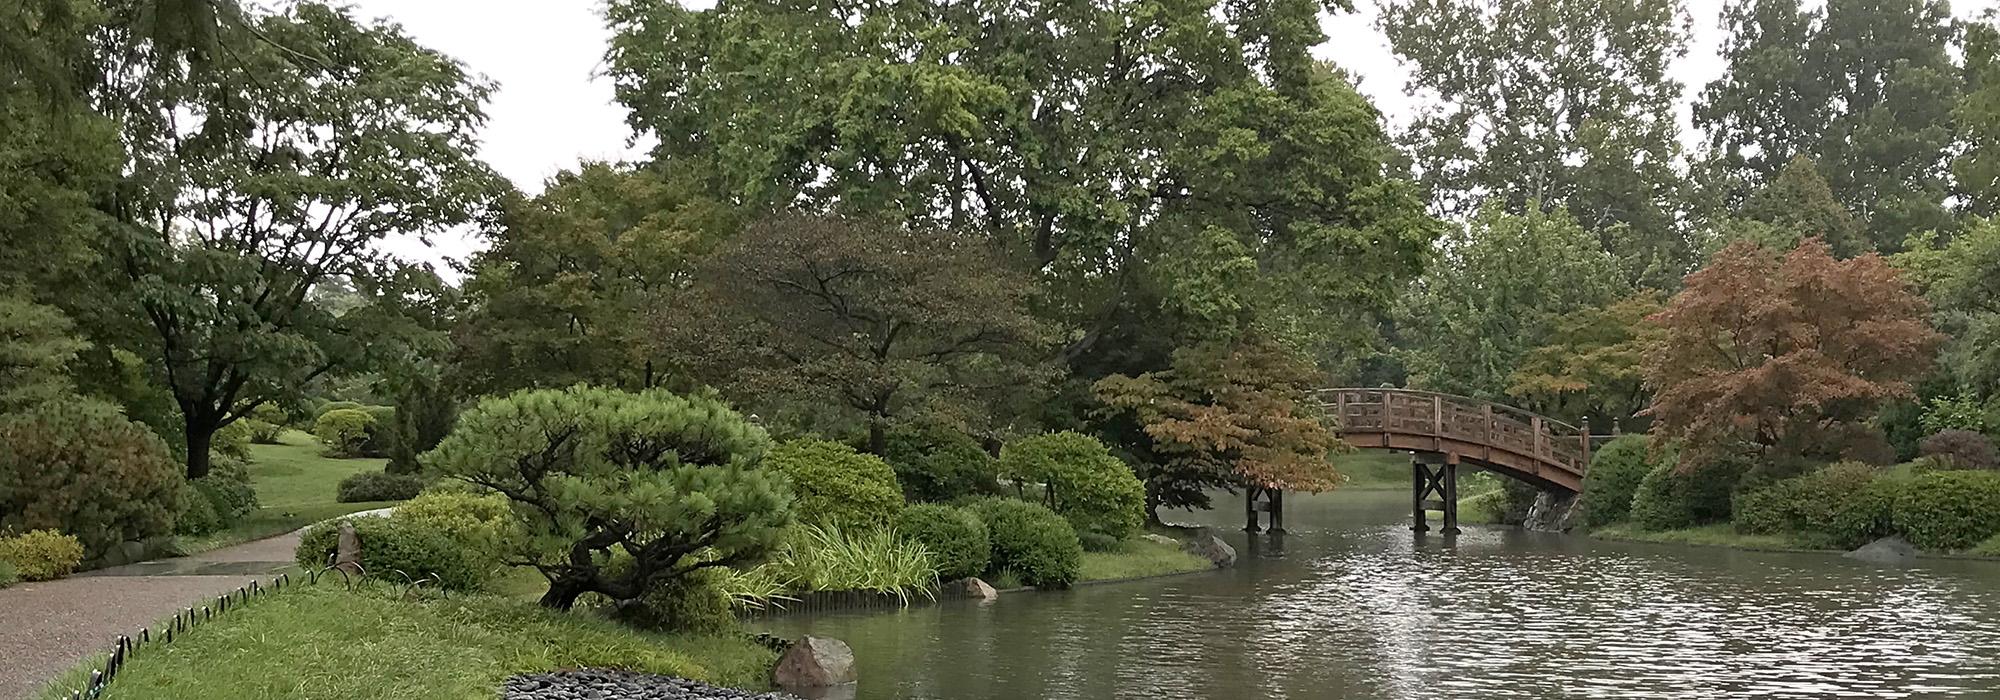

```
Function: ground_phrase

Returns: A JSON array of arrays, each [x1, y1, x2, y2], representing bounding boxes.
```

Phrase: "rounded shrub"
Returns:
[[394, 490, 514, 552], [1629, 453, 1747, 531], [196, 457, 260, 521], [996, 432, 1146, 541], [622, 567, 737, 634], [895, 504, 990, 581], [966, 498, 1082, 589], [1583, 435, 1669, 527], [0, 529, 85, 581], [212, 420, 253, 460], [242, 419, 286, 444], [1890, 470, 2000, 551], [335, 471, 426, 503], [175, 488, 223, 536], [0, 559, 17, 588], [883, 425, 999, 502], [313, 400, 365, 420], [1919, 430, 1998, 470], [0, 399, 186, 557], [295, 516, 485, 590], [361, 405, 399, 457], [1732, 462, 1892, 549], [314, 408, 377, 457], [764, 439, 905, 532]]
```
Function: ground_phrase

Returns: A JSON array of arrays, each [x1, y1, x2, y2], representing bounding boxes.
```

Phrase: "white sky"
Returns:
[[352, 0, 1997, 272]]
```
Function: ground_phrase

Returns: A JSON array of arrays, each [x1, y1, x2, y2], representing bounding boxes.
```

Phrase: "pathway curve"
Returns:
[[0, 508, 394, 700]]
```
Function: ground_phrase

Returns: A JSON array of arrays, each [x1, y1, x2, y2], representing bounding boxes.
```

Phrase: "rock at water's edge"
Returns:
[[948, 576, 998, 599], [773, 636, 857, 688], [1523, 491, 1584, 533], [1846, 536, 1918, 566], [1182, 534, 1237, 569]]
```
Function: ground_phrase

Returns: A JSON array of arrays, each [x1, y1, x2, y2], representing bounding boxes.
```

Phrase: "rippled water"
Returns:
[[753, 490, 2000, 700]]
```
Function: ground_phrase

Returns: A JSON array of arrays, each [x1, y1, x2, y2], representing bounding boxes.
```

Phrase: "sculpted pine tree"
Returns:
[[1644, 238, 1943, 462], [1094, 337, 1343, 523], [92, 3, 498, 477]]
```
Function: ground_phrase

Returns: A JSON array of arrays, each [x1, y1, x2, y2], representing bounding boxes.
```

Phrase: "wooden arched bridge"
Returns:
[[1241, 388, 1596, 535]]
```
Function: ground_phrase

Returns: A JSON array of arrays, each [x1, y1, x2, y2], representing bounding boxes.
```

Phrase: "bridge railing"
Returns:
[[1317, 388, 1590, 479]]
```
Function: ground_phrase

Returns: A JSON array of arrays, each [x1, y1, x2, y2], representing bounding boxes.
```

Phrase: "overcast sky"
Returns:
[[347, 0, 1996, 271]]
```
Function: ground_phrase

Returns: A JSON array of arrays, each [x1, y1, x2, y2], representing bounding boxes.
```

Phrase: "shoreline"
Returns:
[[1581, 523, 2000, 563]]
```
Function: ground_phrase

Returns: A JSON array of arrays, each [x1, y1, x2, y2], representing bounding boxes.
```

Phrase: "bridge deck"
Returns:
[[1318, 388, 1590, 493]]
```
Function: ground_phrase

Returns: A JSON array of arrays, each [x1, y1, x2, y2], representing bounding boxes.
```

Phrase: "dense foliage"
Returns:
[[1890, 471, 2000, 551], [335, 472, 426, 503], [1732, 462, 1895, 549], [995, 433, 1146, 541], [882, 425, 999, 504], [0, 399, 185, 556], [0, 529, 85, 581], [1582, 435, 1671, 528], [1919, 430, 1998, 470], [762, 440, 906, 533], [896, 504, 992, 582], [1629, 454, 1748, 531], [314, 409, 378, 458], [295, 517, 486, 591], [966, 498, 1084, 589]]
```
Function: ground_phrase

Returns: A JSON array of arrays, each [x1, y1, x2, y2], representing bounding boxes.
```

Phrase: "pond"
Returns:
[[752, 489, 2000, 699]]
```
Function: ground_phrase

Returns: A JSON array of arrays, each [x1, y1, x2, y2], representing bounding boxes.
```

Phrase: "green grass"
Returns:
[[179, 430, 403, 554], [1334, 451, 1416, 489], [1077, 536, 1211, 582], [37, 585, 775, 700], [1975, 532, 2000, 557], [1589, 522, 1807, 551]]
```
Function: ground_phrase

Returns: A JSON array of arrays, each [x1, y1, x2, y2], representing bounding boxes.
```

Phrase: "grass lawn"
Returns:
[[1588, 522, 1809, 551], [1078, 535, 1211, 582], [1335, 450, 1415, 489], [178, 430, 402, 554], [38, 585, 775, 700]]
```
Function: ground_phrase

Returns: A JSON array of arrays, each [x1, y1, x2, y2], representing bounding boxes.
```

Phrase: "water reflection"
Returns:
[[754, 490, 2000, 699]]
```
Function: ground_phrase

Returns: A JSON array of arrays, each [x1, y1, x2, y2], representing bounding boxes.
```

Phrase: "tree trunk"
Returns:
[[866, 421, 886, 456], [185, 421, 215, 479], [539, 576, 588, 610]]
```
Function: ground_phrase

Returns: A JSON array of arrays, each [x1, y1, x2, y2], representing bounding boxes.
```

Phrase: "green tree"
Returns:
[[667, 214, 1051, 455], [455, 163, 734, 394], [89, 3, 498, 477], [1895, 219, 2000, 401], [1397, 204, 1629, 400], [1507, 292, 1664, 427], [0, 296, 88, 409], [1378, 0, 1695, 288], [1709, 156, 1868, 258], [424, 386, 792, 611], [1696, 0, 1960, 251], [1957, 15, 2000, 214]]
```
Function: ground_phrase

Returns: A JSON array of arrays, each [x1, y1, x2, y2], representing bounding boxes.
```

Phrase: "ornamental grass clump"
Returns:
[[762, 524, 938, 605]]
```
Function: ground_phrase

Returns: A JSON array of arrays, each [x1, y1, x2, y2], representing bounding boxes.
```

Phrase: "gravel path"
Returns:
[[0, 530, 308, 700], [503, 670, 802, 700]]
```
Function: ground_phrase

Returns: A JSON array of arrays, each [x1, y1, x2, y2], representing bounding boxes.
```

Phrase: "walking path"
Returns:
[[0, 508, 394, 700]]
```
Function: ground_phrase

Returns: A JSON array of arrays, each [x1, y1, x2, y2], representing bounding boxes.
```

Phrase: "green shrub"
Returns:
[[763, 524, 938, 601], [1890, 470, 2000, 551], [361, 405, 399, 457], [336, 471, 425, 503], [1629, 453, 1747, 531], [967, 498, 1082, 589], [242, 419, 287, 444], [883, 425, 999, 502], [764, 439, 904, 532], [0, 399, 186, 557], [394, 491, 514, 554], [314, 408, 378, 457], [996, 432, 1146, 541], [621, 567, 738, 634], [314, 400, 365, 420], [213, 420, 253, 460], [0, 559, 16, 588], [197, 457, 260, 521], [295, 516, 485, 590], [175, 488, 223, 536], [0, 529, 85, 581], [1731, 462, 1893, 549], [1919, 430, 1998, 470], [1077, 530, 1121, 553], [1583, 435, 1671, 527], [1460, 489, 1508, 523], [895, 504, 990, 581]]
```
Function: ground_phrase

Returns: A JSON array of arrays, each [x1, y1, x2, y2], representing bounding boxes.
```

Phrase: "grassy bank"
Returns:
[[1589, 523, 1807, 551], [1078, 536, 1212, 582], [38, 585, 776, 700], [1334, 451, 1416, 489], [178, 431, 402, 554]]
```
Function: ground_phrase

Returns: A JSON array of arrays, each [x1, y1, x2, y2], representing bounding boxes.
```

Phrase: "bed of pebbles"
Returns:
[[502, 669, 800, 700]]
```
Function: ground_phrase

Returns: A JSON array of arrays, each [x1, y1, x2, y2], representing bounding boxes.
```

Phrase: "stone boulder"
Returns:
[[1846, 536, 1919, 566], [773, 636, 857, 689], [1522, 491, 1583, 533], [947, 576, 998, 599], [1181, 534, 1237, 569]]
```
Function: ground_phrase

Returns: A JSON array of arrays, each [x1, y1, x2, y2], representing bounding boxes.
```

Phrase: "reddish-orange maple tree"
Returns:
[[1643, 238, 1942, 462]]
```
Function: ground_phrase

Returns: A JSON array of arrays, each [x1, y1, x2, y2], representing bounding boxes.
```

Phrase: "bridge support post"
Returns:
[[1244, 486, 1286, 533], [1244, 486, 1261, 533], [1411, 452, 1461, 535]]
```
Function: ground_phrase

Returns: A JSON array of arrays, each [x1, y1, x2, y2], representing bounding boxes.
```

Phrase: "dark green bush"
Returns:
[[0, 559, 17, 588], [1629, 453, 1748, 531], [294, 516, 484, 590], [197, 457, 260, 520], [621, 567, 738, 634], [1077, 530, 1121, 553], [1890, 470, 2000, 551], [895, 504, 990, 581], [1583, 435, 1672, 527], [1731, 462, 1893, 549], [967, 498, 1082, 589], [175, 488, 222, 536], [883, 425, 999, 502], [213, 420, 253, 460], [0, 529, 85, 581], [361, 405, 399, 457], [242, 419, 286, 444], [1919, 430, 1998, 470], [314, 408, 377, 457], [0, 399, 186, 557], [764, 439, 905, 532], [336, 471, 426, 503], [996, 432, 1146, 541]]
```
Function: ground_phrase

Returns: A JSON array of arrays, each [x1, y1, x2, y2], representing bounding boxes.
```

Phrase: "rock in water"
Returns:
[[948, 576, 998, 599], [1182, 534, 1237, 568], [773, 636, 858, 688], [1846, 536, 1919, 566]]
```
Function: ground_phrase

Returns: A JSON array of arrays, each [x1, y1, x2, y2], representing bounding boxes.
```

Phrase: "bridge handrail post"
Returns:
[[1432, 395, 1444, 438], [1531, 416, 1545, 459], [1579, 416, 1591, 474]]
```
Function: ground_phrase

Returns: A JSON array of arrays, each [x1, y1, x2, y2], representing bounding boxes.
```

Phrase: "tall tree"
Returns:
[[1644, 239, 1942, 463], [1696, 0, 1959, 251], [90, 3, 498, 477], [1507, 291, 1664, 427], [602, 0, 1438, 392], [1708, 156, 1868, 258], [1956, 14, 2000, 215], [1895, 219, 2000, 400], [1377, 0, 1695, 288], [666, 214, 1053, 455], [1396, 203, 1629, 400]]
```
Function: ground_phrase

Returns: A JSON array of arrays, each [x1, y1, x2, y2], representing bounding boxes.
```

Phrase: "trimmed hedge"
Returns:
[[624, 567, 738, 634], [1583, 435, 1670, 527], [764, 439, 905, 532], [0, 529, 85, 581], [966, 498, 1082, 589], [1890, 470, 2000, 551], [895, 504, 990, 581], [394, 490, 514, 553], [0, 399, 186, 557], [996, 432, 1146, 541], [314, 408, 377, 457], [336, 471, 426, 503], [295, 516, 485, 590], [883, 425, 999, 502], [1731, 462, 1894, 549], [1630, 453, 1747, 531]]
